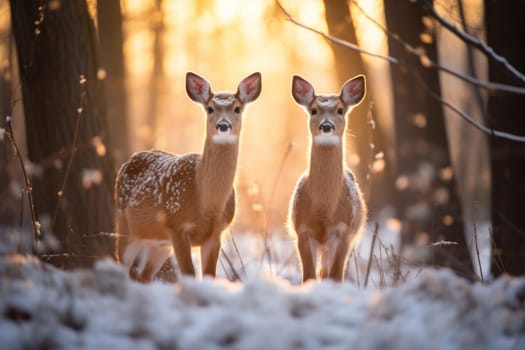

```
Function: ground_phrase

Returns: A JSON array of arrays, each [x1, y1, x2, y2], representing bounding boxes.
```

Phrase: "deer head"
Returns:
[[186, 72, 262, 144], [292, 75, 365, 146]]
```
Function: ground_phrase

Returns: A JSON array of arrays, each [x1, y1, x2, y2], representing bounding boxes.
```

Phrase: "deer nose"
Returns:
[[216, 120, 232, 132], [319, 122, 335, 133]]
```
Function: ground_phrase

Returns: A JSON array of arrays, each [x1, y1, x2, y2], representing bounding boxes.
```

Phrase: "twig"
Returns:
[[266, 143, 293, 277], [262, 230, 273, 278], [220, 248, 241, 281], [3, 116, 40, 253], [421, 0, 525, 85], [256, 143, 293, 278], [489, 227, 504, 277], [431, 240, 458, 246], [472, 202, 484, 282], [364, 222, 379, 287], [52, 75, 87, 229], [229, 229, 246, 278], [352, 248, 360, 287], [267, 142, 292, 216], [374, 254, 385, 288], [385, 243, 404, 284], [276, 250, 296, 275], [219, 257, 232, 281]]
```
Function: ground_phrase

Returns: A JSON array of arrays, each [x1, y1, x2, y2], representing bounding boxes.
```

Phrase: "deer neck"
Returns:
[[196, 138, 238, 213], [307, 142, 344, 216]]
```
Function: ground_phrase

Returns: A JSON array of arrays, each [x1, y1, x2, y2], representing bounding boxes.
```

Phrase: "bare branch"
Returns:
[[419, 74, 525, 142], [4, 115, 40, 252], [52, 75, 87, 229], [473, 202, 484, 283], [275, 0, 398, 64], [364, 222, 379, 288], [421, 0, 525, 85], [349, 0, 525, 95]]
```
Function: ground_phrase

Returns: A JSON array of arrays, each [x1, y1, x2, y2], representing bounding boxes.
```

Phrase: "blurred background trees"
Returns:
[[9, 0, 115, 267], [0, 0, 524, 278], [384, 0, 473, 277], [485, 0, 525, 276]]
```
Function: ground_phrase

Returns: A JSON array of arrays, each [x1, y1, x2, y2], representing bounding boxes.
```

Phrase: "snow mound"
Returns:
[[1, 254, 524, 349]]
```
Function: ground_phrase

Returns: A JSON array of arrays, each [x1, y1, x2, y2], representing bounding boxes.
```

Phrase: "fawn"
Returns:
[[115, 72, 261, 281], [289, 74, 367, 282]]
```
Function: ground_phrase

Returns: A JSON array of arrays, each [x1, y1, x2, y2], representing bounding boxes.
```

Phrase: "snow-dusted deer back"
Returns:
[[115, 72, 261, 281], [289, 74, 367, 282]]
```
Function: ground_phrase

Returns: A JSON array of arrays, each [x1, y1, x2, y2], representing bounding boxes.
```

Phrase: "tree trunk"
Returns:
[[145, 0, 164, 149], [322, 0, 394, 215], [384, 0, 474, 278], [322, 0, 368, 184], [0, 33, 17, 230], [10, 0, 116, 268], [486, 0, 525, 277], [97, 0, 129, 165]]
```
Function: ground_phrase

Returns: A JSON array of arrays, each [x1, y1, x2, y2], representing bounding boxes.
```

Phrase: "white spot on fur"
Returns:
[[314, 134, 340, 146], [181, 222, 196, 231], [316, 97, 338, 107], [319, 234, 338, 277], [212, 95, 235, 106], [212, 133, 238, 144]]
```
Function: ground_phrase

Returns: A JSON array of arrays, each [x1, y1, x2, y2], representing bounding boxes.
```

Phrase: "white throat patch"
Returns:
[[212, 133, 238, 144], [314, 134, 340, 146]]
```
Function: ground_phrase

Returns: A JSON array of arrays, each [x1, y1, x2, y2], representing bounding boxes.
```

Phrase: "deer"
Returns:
[[289, 74, 367, 283], [114, 72, 262, 282]]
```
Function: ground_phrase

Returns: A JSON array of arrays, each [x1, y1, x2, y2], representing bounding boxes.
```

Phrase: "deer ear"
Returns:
[[340, 75, 365, 107], [186, 72, 212, 104], [292, 75, 315, 107], [237, 72, 262, 104]]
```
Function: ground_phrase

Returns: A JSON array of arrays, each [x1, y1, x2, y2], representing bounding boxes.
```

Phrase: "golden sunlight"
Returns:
[[121, 0, 376, 233]]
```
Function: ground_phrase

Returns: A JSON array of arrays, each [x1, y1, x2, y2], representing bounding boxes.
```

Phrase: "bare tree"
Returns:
[[0, 34, 17, 229], [486, 0, 525, 277], [322, 0, 368, 180], [97, 0, 130, 165], [10, 0, 116, 267], [384, 0, 473, 277]]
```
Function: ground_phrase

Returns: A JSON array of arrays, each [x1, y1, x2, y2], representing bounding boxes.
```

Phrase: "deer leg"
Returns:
[[171, 230, 195, 277], [320, 235, 338, 279], [201, 232, 221, 278], [297, 230, 317, 282], [329, 233, 352, 282], [140, 241, 173, 282]]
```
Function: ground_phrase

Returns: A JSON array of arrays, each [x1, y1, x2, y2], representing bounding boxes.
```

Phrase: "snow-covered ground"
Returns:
[[1, 250, 524, 350]]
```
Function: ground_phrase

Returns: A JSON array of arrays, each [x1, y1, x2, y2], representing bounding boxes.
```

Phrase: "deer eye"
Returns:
[[337, 107, 344, 115], [234, 106, 241, 114], [207, 106, 214, 114], [311, 108, 318, 115]]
